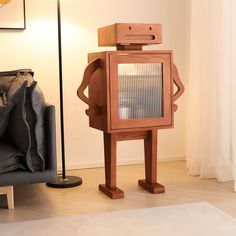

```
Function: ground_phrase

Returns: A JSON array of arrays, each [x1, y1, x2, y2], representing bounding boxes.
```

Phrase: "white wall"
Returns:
[[0, 0, 188, 169]]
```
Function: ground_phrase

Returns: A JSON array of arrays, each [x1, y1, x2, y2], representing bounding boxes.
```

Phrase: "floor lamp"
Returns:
[[47, 0, 82, 188]]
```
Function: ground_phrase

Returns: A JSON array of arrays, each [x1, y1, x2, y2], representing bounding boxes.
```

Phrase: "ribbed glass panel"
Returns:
[[118, 63, 163, 120]]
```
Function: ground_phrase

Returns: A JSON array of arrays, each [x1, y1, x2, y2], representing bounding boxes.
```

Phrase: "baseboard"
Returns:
[[158, 155, 185, 162], [58, 155, 185, 171]]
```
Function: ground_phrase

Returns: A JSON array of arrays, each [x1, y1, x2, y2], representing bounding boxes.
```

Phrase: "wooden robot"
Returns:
[[77, 23, 184, 199]]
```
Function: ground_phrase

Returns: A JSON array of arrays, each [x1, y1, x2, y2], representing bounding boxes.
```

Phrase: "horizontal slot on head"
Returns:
[[125, 35, 156, 40]]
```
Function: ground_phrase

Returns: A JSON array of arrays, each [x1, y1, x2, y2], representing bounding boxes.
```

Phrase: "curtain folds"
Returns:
[[186, 0, 236, 190]]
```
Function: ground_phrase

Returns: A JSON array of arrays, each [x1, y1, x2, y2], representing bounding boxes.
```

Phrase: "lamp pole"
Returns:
[[47, 0, 82, 188]]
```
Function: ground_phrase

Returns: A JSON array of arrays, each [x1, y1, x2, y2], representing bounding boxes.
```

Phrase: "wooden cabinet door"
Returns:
[[109, 51, 173, 130]]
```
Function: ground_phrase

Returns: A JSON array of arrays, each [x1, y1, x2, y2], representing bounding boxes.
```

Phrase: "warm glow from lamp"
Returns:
[[0, 0, 11, 4]]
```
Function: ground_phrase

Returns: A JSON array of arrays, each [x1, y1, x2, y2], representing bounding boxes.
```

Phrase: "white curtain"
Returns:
[[186, 0, 236, 190]]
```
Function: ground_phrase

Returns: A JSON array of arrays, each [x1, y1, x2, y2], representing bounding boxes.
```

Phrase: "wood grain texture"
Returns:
[[0, 162, 235, 222], [100, 130, 164, 199], [86, 52, 110, 132], [103, 132, 117, 189], [98, 23, 162, 47], [0, 186, 14, 209]]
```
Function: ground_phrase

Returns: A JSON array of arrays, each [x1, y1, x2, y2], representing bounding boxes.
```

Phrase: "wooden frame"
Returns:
[[0, 186, 14, 209], [109, 51, 173, 130], [0, 0, 26, 30]]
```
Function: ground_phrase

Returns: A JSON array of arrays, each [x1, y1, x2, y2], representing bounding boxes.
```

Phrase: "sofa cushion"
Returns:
[[6, 78, 33, 172], [25, 81, 46, 171], [0, 75, 16, 92], [0, 92, 14, 138], [2, 71, 47, 172], [0, 69, 34, 92], [0, 142, 26, 174]]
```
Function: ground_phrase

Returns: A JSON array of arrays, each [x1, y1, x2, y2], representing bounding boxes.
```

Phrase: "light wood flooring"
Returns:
[[0, 161, 236, 223]]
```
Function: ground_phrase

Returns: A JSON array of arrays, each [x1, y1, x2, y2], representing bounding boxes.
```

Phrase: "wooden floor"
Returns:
[[0, 161, 236, 223]]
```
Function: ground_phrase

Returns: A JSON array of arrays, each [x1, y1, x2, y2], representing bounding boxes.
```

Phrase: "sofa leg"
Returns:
[[6, 186, 14, 209], [0, 186, 14, 209]]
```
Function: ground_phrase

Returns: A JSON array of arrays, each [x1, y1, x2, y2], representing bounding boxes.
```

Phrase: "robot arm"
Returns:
[[173, 64, 184, 112], [77, 58, 101, 117]]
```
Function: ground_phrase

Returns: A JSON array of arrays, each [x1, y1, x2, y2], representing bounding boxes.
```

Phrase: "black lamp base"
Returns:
[[46, 175, 82, 188]]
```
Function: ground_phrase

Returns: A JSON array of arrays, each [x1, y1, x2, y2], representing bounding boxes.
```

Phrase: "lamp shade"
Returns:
[[0, 0, 11, 4]]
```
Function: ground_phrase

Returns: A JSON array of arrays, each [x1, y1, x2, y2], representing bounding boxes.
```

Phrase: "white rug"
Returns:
[[1, 202, 236, 236]]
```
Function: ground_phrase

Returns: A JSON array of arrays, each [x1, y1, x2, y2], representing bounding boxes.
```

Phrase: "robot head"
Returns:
[[98, 23, 162, 48]]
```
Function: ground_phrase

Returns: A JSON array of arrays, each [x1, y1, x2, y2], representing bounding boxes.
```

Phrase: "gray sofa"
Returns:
[[0, 69, 57, 208], [0, 105, 57, 186]]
